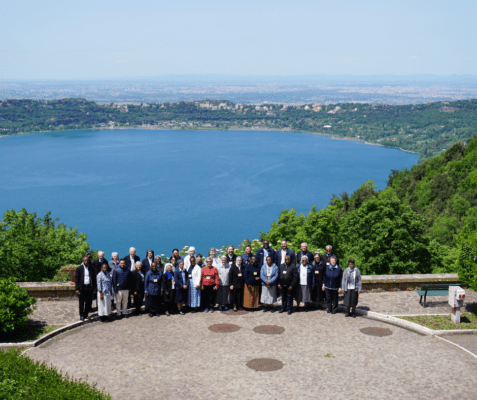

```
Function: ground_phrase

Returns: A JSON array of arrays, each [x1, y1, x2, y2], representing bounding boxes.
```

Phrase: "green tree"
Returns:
[[337, 196, 431, 274], [0, 209, 94, 282], [456, 231, 477, 292]]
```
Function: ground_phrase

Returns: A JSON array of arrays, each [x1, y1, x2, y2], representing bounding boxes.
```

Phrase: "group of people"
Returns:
[[75, 241, 362, 322]]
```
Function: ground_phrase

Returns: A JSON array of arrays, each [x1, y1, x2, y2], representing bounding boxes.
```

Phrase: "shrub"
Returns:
[[0, 208, 95, 282], [0, 278, 36, 334], [457, 231, 477, 292], [0, 348, 111, 399]]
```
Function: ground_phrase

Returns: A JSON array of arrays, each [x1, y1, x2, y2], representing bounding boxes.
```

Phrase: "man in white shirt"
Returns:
[[277, 240, 296, 267]]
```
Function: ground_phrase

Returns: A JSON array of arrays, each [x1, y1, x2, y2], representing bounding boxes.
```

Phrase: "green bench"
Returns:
[[416, 284, 460, 307]]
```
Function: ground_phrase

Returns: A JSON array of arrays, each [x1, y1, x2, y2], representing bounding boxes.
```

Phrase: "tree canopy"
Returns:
[[0, 209, 94, 282]]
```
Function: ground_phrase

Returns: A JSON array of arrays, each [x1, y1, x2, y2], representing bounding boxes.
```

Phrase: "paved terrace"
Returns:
[[22, 290, 477, 399]]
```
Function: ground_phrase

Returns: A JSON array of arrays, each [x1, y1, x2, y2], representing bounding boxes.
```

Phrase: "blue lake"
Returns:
[[0, 129, 418, 259]]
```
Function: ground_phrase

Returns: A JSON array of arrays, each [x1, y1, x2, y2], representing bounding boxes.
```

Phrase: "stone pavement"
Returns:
[[27, 308, 477, 400], [27, 289, 477, 326]]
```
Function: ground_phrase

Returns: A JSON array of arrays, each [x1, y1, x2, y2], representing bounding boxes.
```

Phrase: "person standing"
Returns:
[[112, 259, 132, 318], [145, 262, 162, 317], [109, 252, 120, 275], [167, 256, 178, 274], [241, 245, 255, 266], [278, 255, 297, 315], [342, 259, 362, 318], [225, 246, 236, 266], [243, 255, 261, 312], [311, 253, 325, 309], [183, 246, 196, 270], [208, 248, 221, 269], [187, 256, 201, 312], [295, 256, 314, 312], [93, 251, 109, 276], [276, 240, 296, 268], [132, 262, 146, 315], [216, 256, 231, 310], [170, 248, 183, 264], [123, 247, 140, 272], [196, 254, 205, 268], [97, 262, 114, 322], [296, 242, 313, 266], [260, 256, 279, 312], [162, 264, 176, 316], [322, 256, 343, 314], [321, 245, 338, 267], [141, 250, 155, 275], [229, 256, 245, 311], [174, 260, 188, 315], [256, 240, 276, 268], [201, 257, 219, 313], [75, 256, 97, 321]]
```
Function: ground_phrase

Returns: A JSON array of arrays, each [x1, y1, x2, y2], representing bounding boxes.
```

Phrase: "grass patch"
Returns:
[[0, 348, 111, 399], [0, 325, 64, 343], [399, 312, 477, 330]]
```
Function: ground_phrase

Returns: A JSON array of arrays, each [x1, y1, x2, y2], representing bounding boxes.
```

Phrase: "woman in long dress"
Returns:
[[260, 256, 279, 312], [162, 263, 175, 316], [295, 256, 314, 312], [243, 255, 261, 312], [216, 256, 231, 310], [97, 263, 114, 322], [342, 258, 362, 318], [229, 256, 245, 311], [311, 253, 325, 309], [187, 256, 201, 312]]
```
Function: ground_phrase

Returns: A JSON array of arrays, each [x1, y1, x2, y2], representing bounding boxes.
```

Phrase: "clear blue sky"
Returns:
[[0, 0, 475, 80]]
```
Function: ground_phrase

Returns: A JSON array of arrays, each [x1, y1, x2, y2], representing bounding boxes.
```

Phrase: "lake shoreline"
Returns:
[[0, 125, 419, 155]]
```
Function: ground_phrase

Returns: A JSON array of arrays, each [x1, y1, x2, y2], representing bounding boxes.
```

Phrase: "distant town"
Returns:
[[1, 97, 476, 161]]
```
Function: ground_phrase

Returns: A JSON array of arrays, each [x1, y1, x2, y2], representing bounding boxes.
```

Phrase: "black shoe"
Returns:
[[149, 313, 153, 317], [80, 316, 84, 322], [263, 307, 268, 312], [327, 310, 331, 314], [345, 312, 350, 317], [270, 307, 275, 313], [124, 314, 129, 318], [331, 311, 336, 314], [279, 309, 285, 314], [352, 313, 356, 318], [287, 310, 292, 315]]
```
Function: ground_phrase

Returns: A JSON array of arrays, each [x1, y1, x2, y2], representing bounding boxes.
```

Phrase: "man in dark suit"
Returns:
[[225, 245, 237, 266], [321, 245, 338, 267], [256, 240, 276, 267], [123, 247, 141, 271], [275, 240, 296, 267], [75, 256, 97, 321], [92, 251, 109, 276], [141, 250, 155, 275], [296, 242, 313, 266], [241, 245, 255, 266]]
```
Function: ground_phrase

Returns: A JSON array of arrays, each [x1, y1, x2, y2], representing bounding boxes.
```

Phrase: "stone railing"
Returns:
[[17, 273, 462, 300], [361, 273, 461, 292]]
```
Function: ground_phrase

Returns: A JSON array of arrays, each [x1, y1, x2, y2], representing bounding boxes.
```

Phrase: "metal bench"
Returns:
[[416, 284, 460, 307]]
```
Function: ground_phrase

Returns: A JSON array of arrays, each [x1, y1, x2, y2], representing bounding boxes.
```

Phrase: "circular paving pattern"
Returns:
[[247, 358, 284, 371], [223, 309, 250, 316], [253, 325, 285, 335], [208, 323, 241, 333], [360, 327, 393, 337]]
